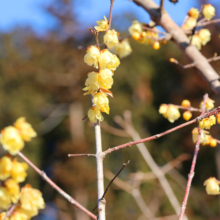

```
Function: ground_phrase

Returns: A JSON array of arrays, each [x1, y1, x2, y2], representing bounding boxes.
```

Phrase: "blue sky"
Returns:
[[0, 0, 219, 34]]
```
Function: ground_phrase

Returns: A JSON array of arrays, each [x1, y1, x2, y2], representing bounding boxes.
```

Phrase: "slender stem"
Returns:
[[197, 18, 220, 27], [174, 105, 201, 112], [108, 0, 115, 30], [68, 153, 96, 157], [17, 152, 96, 220], [4, 204, 17, 220], [179, 94, 208, 220], [142, 26, 166, 35], [94, 120, 106, 220]]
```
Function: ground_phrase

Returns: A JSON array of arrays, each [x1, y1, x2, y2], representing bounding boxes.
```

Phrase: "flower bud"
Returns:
[[84, 46, 100, 69], [209, 138, 217, 147], [152, 41, 160, 50], [188, 8, 200, 19], [129, 21, 142, 35], [181, 99, 191, 108], [204, 177, 220, 195], [104, 30, 119, 48], [202, 4, 215, 21], [183, 111, 192, 121], [132, 32, 141, 41], [216, 112, 220, 124]]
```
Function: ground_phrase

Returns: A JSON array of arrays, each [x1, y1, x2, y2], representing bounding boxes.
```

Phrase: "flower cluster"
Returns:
[[128, 21, 161, 50], [191, 29, 211, 50], [182, 8, 199, 30], [192, 128, 217, 147], [84, 16, 122, 123], [159, 104, 181, 123], [0, 117, 37, 155]]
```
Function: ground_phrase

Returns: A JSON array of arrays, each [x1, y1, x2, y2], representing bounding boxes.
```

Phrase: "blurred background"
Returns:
[[0, 0, 220, 219]]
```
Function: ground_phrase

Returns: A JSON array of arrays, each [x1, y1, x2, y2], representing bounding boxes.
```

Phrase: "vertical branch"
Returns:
[[108, 0, 115, 30], [94, 120, 106, 220], [179, 94, 208, 220]]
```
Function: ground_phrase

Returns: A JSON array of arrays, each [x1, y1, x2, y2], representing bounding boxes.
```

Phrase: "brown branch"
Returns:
[[93, 161, 130, 211], [197, 18, 220, 27], [160, 0, 164, 13], [133, 0, 220, 95], [3, 204, 17, 220], [68, 153, 96, 157], [17, 152, 96, 220], [179, 94, 208, 220], [108, 0, 115, 30]]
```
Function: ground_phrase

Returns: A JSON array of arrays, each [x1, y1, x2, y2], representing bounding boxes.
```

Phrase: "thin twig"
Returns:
[[173, 105, 201, 112], [142, 26, 166, 35], [68, 153, 96, 157], [102, 106, 220, 156], [93, 161, 130, 211], [160, 0, 164, 13], [3, 204, 17, 220], [108, 0, 115, 30], [179, 94, 208, 220], [17, 152, 96, 220], [197, 18, 220, 27]]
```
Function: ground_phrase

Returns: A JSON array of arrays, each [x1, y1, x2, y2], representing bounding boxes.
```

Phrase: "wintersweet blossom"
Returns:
[[159, 104, 168, 117], [103, 30, 119, 48], [0, 126, 24, 155], [216, 112, 220, 124], [166, 105, 181, 123], [199, 115, 216, 129], [183, 111, 192, 121], [182, 17, 197, 30], [88, 106, 104, 123], [84, 46, 100, 69], [14, 117, 37, 142], [94, 16, 109, 32], [93, 92, 109, 114], [11, 160, 28, 183], [0, 156, 12, 180], [192, 128, 210, 145], [20, 185, 45, 217], [200, 97, 214, 110], [128, 20, 142, 35], [10, 207, 31, 220], [202, 4, 215, 21], [198, 29, 211, 46], [113, 39, 132, 58], [204, 177, 220, 195], [83, 72, 100, 95], [188, 8, 200, 19], [191, 34, 202, 50], [99, 69, 114, 89], [4, 178, 20, 203], [99, 49, 120, 70], [0, 187, 11, 209]]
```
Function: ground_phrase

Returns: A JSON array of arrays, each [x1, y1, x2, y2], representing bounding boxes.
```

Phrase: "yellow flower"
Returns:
[[181, 99, 191, 108], [199, 115, 216, 129], [83, 72, 100, 95], [204, 177, 220, 195], [88, 106, 104, 123], [4, 179, 20, 203], [182, 17, 197, 30], [14, 117, 37, 142], [0, 156, 12, 180], [183, 111, 192, 121], [216, 112, 220, 124], [99, 69, 114, 89], [209, 138, 217, 147], [99, 49, 120, 70], [198, 29, 211, 46], [11, 207, 31, 220], [0, 187, 11, 209], [192, 128, 210, 145], [94, 16, 109, 32], [152, 41, 160, 50], [0, 212, 9, 220], [132, 32, 141, 41], [128, 21, 142, 35], [200, 97, 214, 110], [20, 185, 45, 218], [166, 105, 181, 123], [0, 126, 24, 155], [191, 34, 202, 50], [103, 30, 119, 48], [93, 92, 109, 114], [84, 46, 100, 69], [113, 38, 132, 59], [202, 4, 215, 21], [188, 8, 200, 19], [159, 104, 168, 116], [11, 160, 28, 183]]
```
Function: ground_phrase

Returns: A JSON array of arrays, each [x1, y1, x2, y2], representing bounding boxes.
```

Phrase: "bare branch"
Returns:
[[17, 152, 96, 220], [68, 154, 96, 157]]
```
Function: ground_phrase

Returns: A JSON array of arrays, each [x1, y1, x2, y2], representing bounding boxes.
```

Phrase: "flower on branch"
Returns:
[[159, 104, 180, 123], [202, 4, 215, 21], [95, 16, 109, 32], [93, 92, 109, 114], [204, 177, 220, 195], [4, 178, 20, 203], [11, 159, 28, 183], [0, 126, 24, 155], [88, 105, 104, 123], [199, 115, 216, 130], [99, 49, 120, 70], [190, 34, 202, 50], [181, 99, 191, 108], [188, 8, 200, 19], [192, 128, 210, 145], [0, 156, 12, 180], [200, 97, 214, 110], [14, 117, 37, 142], [103, 30, 119, 48], [84, 46, 100, 69], [183, 111, 192, 121], [0, 187, 12, 209], [198, 29, 211, 46], [182, 17, 197, 30], [128, 20, 142, 36], [111, 38, 132, 59]]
